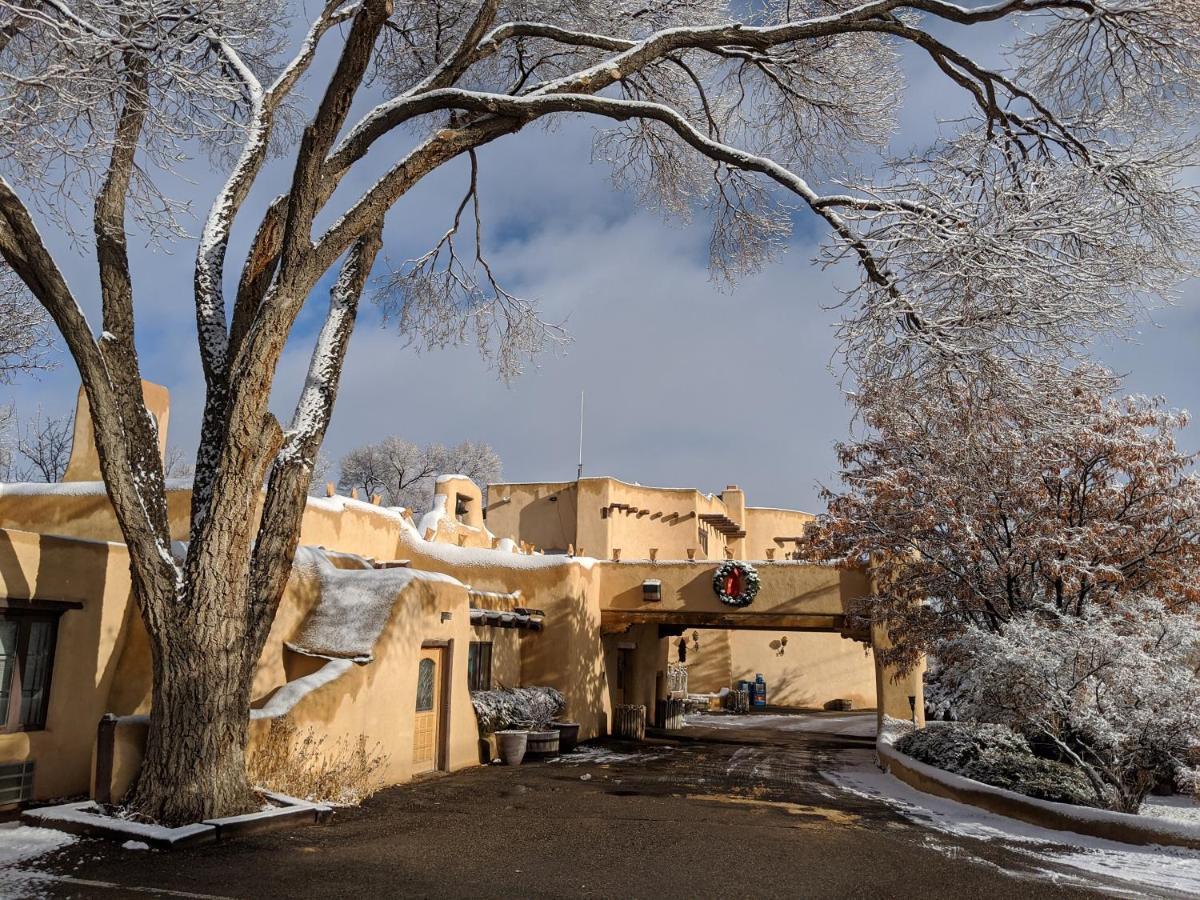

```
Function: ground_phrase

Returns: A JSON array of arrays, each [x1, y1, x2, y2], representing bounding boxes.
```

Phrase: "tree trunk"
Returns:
[[127, 583, 259, 825]]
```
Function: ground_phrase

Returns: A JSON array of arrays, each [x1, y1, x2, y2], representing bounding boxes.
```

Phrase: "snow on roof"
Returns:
[[492, 475, 733, 498], [0, 477, 194, 497], [435, 473, 474, 484], [746, 505, 817, 517], [401, 528, 595, 571], [416, 492, 449, 537], [251, 658, 355, 720], [304, 493, 423, 539], [287, 546, 462, 662]]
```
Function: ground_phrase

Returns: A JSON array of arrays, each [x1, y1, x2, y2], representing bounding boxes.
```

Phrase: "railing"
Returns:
[[667, 662, 688, 696]]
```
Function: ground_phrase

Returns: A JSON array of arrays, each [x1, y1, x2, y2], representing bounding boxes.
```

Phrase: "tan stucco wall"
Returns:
[[743, 506, 816, 561], [601, 623, 667, 717], [0, 529, 135, 799], [247, 568, 480, 789], [674, 629, 876, 710], [0, 488, 196, 543], [487, 477, 741, 561], [676, 629, 733, 695], [472, 625, 521, 689], [598, 560, 866, 620], [0, 472, 917, 803], [63, 382, 171, 483], [485, 482, 579, 555], [397, 541, 611, 740], [727, 631, 876, 709]]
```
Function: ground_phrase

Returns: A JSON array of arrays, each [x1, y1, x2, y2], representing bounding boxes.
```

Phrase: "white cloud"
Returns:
[[4, 9, 1198, 515]]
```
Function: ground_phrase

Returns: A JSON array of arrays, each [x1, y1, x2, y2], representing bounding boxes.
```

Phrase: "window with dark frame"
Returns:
[[467, 641, 493, 692], [0, 609, 60, 733]]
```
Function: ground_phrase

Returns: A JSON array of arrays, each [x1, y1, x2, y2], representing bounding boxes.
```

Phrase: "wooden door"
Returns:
[[615, 648, 633, 707], [412, 648, 443, 774]]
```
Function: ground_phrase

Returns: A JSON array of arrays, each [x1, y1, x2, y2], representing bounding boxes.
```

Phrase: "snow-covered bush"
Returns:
[[805, 366, 1200, 814], [898, 721, 1031, 768], [922, 658, 965, 722], [938, 599, 1200, 813], [470, 686, 565, 734], [896, 722, 1102, 807]]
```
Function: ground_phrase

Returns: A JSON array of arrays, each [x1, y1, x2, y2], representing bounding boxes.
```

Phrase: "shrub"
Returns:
[[247, 716, 389, 806], [897, 722, 1104, 808], [940, 602, 1200, 813], [470, 686, 565, 733]]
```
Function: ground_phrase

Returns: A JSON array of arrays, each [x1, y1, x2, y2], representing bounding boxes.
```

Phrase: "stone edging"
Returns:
[[22, 791, 333, 849], [877, 735, 1200, 850]]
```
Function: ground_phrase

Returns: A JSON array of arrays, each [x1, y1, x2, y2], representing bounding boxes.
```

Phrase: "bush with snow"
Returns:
[[896, 721, 1102, 807], [804, 367, 1200, 815], [937, 599, 1200, 813], [470, 686, 565, 734], [922, 658, 965, 722]]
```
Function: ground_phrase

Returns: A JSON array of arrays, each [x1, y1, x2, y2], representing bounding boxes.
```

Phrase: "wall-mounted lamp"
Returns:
[[776, 635, 788, 656], [692, 630, 701, 651]]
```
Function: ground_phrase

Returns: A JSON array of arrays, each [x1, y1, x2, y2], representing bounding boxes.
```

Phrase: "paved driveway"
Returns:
[[11, 712, 1173, 898]]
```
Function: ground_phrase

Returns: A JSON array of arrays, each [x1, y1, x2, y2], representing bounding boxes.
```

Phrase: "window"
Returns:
[[698, 526, 709, 555], [0, 761, 34, 804], [0, 611, 59, 733], [468, 641, 493, 692], [415, 658, 436, 712]]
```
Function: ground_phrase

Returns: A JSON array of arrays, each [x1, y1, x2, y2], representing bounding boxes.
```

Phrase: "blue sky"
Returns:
[[4, 7, 1198, 512]]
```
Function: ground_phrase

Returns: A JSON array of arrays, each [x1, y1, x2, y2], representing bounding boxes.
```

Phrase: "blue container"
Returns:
[[751, 675, 767, 707]]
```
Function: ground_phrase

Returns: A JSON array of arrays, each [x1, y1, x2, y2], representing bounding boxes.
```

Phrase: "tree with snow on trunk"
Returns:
[[1, 0, 1198, 824]]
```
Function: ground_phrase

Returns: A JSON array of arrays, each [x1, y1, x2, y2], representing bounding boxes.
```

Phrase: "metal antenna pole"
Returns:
[[577, 390, 584, 481]]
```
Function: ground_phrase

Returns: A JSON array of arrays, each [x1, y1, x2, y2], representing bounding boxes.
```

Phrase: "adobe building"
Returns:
[[486, 479, 878, 710], [0, 384, 922, 805]]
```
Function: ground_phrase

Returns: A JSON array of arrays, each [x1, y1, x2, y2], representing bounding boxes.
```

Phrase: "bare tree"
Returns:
[[163, 445, 194, 479], [0, 0, 1196, 824], [338, 436, 501, 509], [307, 449, 332, 496], [15, 407, 71, 482], [0, 265, 53, 382], [0, 404, 21, 481]]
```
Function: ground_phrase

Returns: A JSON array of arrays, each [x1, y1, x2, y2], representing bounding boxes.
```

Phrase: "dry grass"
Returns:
[[248, 716, 390, 806]]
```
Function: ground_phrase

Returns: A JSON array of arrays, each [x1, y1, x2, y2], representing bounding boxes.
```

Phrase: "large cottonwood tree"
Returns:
[[0, 0, 1197, 823]]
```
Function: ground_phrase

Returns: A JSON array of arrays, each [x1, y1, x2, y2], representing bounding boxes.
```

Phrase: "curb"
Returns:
[[22, 792, 333, 850], [877, 736, 1200, 851]]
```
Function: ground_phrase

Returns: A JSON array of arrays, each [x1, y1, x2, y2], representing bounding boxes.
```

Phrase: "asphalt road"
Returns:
[[12, 713, 1146, 899]]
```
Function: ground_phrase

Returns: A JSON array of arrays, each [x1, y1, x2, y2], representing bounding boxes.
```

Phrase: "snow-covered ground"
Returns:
[[0, 822, 76, 896], [827, 750, 1200, 897], [1143, 794, 1200, 829], [686, 712, 877, 738], [550, 744, 675, 766]]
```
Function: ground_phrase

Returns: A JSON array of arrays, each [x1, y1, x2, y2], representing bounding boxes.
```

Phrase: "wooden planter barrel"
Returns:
[[526, 729, 560, 755], [552, 721, 581, 753], [613, 704, 647, 740], [658, 699, 684, 731]]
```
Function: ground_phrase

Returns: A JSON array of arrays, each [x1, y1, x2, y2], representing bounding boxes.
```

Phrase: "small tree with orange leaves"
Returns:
[[802, 365, 1200, 810]]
